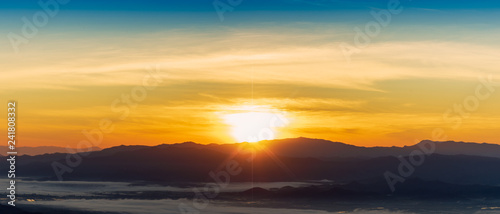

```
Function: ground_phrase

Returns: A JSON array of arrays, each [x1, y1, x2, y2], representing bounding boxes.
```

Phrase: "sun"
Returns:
[[222, 106, 289, 143]]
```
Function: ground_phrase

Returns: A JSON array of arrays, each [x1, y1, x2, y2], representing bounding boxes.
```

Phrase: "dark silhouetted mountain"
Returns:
[[257, 137, 500, 159], [160, 137, 500, 159], [4, 138, 500, 191], [240, 187, 272, 197], [412, 140, 500, 158], [0, 146, 101, 156], [92, 145, 149, 157], [12, 137, 500, 159]]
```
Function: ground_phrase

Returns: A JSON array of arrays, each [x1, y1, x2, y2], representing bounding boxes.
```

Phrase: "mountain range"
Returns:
[[5, 137, 500, 158], [0, 146, 101, 156], [4, 137, 500, 191], [232, 137, 500, 159]]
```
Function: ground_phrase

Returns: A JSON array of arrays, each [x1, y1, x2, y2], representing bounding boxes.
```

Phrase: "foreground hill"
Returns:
[[0, 205, 41, 214]]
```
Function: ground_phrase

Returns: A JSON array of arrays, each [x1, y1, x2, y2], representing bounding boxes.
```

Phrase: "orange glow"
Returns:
[[221, 105, 289, 143]]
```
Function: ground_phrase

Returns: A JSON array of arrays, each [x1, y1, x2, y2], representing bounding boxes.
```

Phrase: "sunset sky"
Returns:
[[1, 0, 500, 148]]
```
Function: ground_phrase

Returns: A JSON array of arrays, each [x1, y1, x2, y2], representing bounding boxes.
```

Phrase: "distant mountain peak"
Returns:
[[0, 146, 101, 156]]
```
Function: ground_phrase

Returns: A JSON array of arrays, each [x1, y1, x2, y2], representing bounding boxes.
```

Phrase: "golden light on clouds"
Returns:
[[2, 21, 500, 147]]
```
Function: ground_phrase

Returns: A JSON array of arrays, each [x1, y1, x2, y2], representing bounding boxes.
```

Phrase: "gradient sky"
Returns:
[[1, 0, 500, 148]]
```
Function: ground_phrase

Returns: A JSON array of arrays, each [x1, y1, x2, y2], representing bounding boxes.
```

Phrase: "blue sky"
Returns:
[[2, 0, 500, 11]]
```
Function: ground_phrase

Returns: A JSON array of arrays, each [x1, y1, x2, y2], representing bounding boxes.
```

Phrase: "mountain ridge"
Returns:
[[5, 137, 500, 187], [158, 137, 500, 159], [0, 146, 102, 156]]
